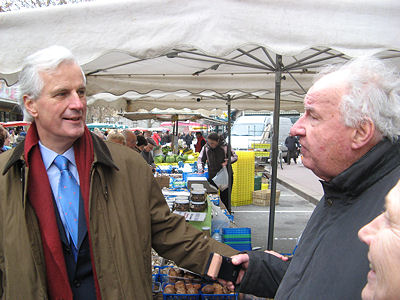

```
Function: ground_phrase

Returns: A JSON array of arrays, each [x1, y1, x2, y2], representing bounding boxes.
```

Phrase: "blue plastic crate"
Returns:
[[200, 285, 238, 300], [155, 266, 173, 283], [223, 237, 251, 243], [201, 294, 238, 300], [162, 283, 200, 300], [223, 242, 252, 251], [222, 228, 251, 235]]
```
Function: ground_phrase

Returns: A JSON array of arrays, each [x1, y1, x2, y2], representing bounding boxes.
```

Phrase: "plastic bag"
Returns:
[[212, 166, 229, 191]]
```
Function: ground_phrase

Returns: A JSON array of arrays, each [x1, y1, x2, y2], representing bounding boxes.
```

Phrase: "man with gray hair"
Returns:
[[0, 46, 237, 300], [222, 57, 400, 299]]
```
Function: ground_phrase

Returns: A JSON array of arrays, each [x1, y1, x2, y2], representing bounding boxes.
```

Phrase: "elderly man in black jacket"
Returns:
[[223, 57, 400, 300]]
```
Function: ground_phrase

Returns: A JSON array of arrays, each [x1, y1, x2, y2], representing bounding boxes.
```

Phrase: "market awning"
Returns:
[[119, 109, 226, 125], [1, 0, 399, 112]]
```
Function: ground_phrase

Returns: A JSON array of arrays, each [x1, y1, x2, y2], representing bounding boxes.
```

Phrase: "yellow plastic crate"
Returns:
[[232, 151, 255, 206]]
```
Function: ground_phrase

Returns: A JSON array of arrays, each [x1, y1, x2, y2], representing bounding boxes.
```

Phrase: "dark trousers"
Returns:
[[287, 150, 297, 165], [209, 174, 234, 213]]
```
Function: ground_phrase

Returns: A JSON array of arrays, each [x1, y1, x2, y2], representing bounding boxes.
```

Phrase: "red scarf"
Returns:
[[25, 123, 101, 300]]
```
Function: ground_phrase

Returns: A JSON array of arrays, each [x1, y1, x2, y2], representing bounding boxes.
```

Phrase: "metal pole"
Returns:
[[267, 54, 282, 250], [226, 95, 232, 213]]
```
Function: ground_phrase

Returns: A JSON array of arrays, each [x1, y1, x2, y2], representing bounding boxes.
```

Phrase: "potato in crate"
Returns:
[[201, 283, 238, 300], [163, 281, 201, 300]]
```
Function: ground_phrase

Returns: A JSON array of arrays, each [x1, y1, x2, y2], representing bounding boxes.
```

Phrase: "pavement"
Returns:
[[231, 162, 324, 253], [270, 162, 324, 204]]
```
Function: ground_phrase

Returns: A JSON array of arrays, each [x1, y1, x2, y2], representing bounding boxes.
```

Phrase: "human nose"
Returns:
[[68, 91, 85, 110], [290, 116, 306, 136], [358, 213, 383, 246]]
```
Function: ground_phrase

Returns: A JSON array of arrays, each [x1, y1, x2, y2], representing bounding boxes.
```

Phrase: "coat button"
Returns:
[[326, 198, 333, 206], [73, 279, 81, 288]]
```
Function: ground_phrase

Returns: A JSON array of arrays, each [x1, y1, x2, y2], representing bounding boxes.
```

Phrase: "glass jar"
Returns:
[[190, 200, 207, 212], [191, 190, 206, 202], [174, 199, 190, 212]]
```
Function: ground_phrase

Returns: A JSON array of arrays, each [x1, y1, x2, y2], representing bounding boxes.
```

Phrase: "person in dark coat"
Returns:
[[183, 132, 194, 148], [284, 134, 299, 164], [221, 57, 400, 300], [197, 132, 238, 212], [135, 134, 147, 153]]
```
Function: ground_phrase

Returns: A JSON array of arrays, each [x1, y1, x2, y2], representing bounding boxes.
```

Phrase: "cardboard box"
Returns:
[[154, 176, 170, 189], [252, 189, 280, 206]]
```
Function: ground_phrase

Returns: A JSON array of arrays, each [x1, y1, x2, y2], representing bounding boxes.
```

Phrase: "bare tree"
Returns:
[[0, 0, 96, 12]]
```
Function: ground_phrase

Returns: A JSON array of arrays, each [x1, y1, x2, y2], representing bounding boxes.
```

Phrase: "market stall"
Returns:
[[120, 108, 226, 152]]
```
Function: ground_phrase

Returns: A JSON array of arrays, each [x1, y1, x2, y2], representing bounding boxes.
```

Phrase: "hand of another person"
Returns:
[[217, 253, 249, 291], [221, 159, 228, 167], [264, 250, 289, 261]]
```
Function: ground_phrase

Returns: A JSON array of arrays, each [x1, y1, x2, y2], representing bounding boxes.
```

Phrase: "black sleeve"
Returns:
[[201, 139, 206, 148], [238, 251, 290, 298]]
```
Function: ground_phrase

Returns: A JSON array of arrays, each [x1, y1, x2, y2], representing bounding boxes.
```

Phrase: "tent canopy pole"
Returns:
[[227, 95, 232, 213], [267, 54, 282, 250]]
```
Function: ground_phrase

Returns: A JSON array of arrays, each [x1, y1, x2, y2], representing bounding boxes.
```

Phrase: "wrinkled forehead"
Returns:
[[386, 180, 400, 224], [304, 72, 348, 108]]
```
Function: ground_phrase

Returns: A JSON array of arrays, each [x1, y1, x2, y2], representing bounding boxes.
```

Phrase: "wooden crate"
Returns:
[[252, 189, 280, 206]]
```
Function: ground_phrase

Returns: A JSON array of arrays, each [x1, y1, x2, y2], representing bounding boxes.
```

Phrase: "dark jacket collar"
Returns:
[[2, 133, 118, 175], [321, 139, 400, 200]]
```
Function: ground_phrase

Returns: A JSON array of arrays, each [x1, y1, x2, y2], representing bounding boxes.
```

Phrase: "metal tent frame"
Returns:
[[87, 46, 400, 249]]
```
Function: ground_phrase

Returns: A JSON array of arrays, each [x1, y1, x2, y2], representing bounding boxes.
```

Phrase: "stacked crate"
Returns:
[[223, 228, 252, 251], [231, 151, 255, 206]]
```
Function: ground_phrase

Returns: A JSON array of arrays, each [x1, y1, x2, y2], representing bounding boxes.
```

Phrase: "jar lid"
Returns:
[[191, 201, 206, 205], [202, 226, 210, 230], [175, 199, 189, 204], [191, 190, 206, 195]]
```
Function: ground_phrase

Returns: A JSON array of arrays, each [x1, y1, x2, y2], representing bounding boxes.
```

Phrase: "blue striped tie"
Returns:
[[54, 155, 80, 260]]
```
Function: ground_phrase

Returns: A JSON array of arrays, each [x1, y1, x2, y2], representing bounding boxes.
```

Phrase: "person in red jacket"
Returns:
[[194, 132, 206, 152]]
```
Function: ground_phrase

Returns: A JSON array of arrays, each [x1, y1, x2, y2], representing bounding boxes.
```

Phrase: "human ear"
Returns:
[[23, 95, 38, 118], [351, 118, 375, 150]]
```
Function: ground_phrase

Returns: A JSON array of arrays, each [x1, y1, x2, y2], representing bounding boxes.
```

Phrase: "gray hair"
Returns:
[[318, 56, 400, 141], [18, 45, 86, 122]]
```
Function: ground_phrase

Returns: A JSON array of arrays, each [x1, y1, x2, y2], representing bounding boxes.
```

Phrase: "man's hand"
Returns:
[[218, 251, 288, 291], [264, 250, 289, 261], [217, 253, 249, 291]]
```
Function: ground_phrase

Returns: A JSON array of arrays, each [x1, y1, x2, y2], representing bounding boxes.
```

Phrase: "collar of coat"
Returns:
[[2, 130, 118, 176], [320, 138, 400, 201]]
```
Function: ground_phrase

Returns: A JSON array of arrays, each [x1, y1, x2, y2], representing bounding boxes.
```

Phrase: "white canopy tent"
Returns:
[[1, 0, 400, 112], [1, 0, 399, 249]]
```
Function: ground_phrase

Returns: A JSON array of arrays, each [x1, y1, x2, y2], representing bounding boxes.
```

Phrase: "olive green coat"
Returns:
[[0, 134, 237, 299]]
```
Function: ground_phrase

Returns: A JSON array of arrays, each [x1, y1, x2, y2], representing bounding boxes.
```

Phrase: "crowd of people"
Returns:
[[0, 125, 27, 153], [1, 46, 400, 300]]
